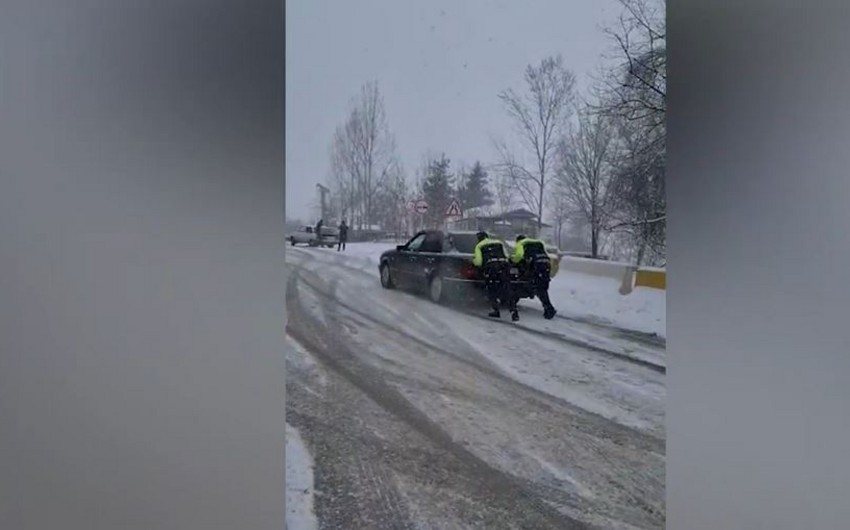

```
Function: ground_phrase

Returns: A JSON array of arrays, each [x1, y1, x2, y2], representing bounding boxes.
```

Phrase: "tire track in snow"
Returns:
[[286, 255, 665, 528], [289, 246, 666, 373], [287, 270, 596, 529]]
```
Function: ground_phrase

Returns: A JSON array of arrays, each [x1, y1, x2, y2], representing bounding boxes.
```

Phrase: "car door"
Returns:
[[395, 232, 426, 288], [301, 226, 313, 245], [409, 231, 444, 291]]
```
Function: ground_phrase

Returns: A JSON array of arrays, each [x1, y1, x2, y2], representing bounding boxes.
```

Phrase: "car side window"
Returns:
[[306, 227, 313, 233], [444, 236, 455, 252], [421, 232, 443, 253], [407, 234, 426, 251]]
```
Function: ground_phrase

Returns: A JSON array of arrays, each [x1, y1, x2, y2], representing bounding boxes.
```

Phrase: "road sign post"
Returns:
[[445, 198, 462, 218], [444, 198, 463, 230], [415, 200, 429, 229]]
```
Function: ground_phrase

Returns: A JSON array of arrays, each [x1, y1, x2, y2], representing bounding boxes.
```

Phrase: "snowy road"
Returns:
[[285, 246, 666, 529]]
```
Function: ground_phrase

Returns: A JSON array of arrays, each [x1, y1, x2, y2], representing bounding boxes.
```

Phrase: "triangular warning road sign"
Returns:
[[445, 199, 462, 217]]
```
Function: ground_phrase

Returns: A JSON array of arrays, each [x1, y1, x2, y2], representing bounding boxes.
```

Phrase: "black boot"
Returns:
[[544, 307, 557, 320], [488, 309, 500, 318], [511, 310, 519, 322]]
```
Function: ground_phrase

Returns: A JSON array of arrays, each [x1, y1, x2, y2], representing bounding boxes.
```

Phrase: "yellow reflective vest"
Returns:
[[472, 238, 508, 267], [511, 238, 548, 264]]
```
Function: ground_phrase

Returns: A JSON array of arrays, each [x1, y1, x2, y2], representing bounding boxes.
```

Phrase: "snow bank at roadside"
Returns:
[[286, 424, 317, 530], [544, 273, 666, 338]]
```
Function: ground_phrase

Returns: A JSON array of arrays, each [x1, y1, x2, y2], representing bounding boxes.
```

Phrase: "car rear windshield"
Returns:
[[447, 233, 478, 253]]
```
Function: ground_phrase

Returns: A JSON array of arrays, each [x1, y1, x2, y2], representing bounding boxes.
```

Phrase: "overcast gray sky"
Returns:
[[286, 0, 621, 222]]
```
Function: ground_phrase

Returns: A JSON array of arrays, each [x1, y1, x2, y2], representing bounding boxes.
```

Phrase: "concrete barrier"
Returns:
[[559, 256, 635, 281], [634, 268, 666, 290], [556, 256, 666, 293]]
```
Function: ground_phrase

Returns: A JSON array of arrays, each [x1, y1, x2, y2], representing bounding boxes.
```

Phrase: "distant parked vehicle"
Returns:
[[289, 225, 338, 248], [318, 226, 340, 247], [289, 225, 314, 246]]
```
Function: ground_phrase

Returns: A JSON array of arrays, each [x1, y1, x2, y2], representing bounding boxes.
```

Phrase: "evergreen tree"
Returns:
[[421, 154, 454, 227], [458, 161, 493, 211]]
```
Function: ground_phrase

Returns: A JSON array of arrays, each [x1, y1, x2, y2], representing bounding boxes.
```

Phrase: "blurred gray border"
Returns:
[[1, 1, 286, 529], [668, 2, 850, 528]]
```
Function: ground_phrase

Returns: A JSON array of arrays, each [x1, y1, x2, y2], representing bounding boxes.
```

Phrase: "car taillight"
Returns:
[[461, 263, 478, 279]]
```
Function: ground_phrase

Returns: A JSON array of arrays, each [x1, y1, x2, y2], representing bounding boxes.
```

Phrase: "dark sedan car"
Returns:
[[378, 230, 547, 306]]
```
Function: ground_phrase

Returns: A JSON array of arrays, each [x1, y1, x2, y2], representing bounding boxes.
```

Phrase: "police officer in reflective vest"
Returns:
[[512, 234, 557, 319], [473, 231, 519, 321]]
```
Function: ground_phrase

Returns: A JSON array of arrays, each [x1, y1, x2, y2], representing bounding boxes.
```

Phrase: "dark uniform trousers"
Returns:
[[519, 241, 555, 315], [482, 257, 515, 312]]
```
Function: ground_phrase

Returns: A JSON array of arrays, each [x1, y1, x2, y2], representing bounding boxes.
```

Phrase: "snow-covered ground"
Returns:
[[325, 241, 666, 338], [288, 246, 666, 435], [285, 245, 666, 528], [457, 319, 666, 436], [545, 269, 666, 338], [286, 423, 317, 530]]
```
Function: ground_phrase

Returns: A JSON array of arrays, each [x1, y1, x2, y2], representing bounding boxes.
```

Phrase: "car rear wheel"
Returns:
[[429, 275, 444, 304], [380, 263, 395, 289]]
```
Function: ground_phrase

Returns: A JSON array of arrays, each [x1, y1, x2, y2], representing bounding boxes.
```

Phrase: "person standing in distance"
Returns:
[[512, 234, 557, 319], [337, 219, 348, 251], [473, 231, 519, 321]]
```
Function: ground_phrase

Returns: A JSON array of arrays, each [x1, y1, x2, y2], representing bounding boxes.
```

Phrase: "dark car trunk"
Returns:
[[444, 233, 532, 295], [446, 233, 479, 254]]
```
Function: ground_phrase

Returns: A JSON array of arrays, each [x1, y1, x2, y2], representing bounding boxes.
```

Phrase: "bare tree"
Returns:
[[555, 109, 616, 258], [374, 164, 408, 239], [495, 55, 576, 232], [591, 0, 666, 265], [605, 123, 665, 265], [548, 185, 572, 250], [329, 120, 355, 223], [595, 0, 665, 129], [328, 81, 398, 231], [493, 169, 515, 224]]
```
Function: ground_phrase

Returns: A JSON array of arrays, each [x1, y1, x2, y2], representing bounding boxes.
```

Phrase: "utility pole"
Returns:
[[316, 183, 329, 221]]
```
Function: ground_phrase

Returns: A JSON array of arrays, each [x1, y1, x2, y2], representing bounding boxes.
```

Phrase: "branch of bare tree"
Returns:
[[496, 55, 577, 232]]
